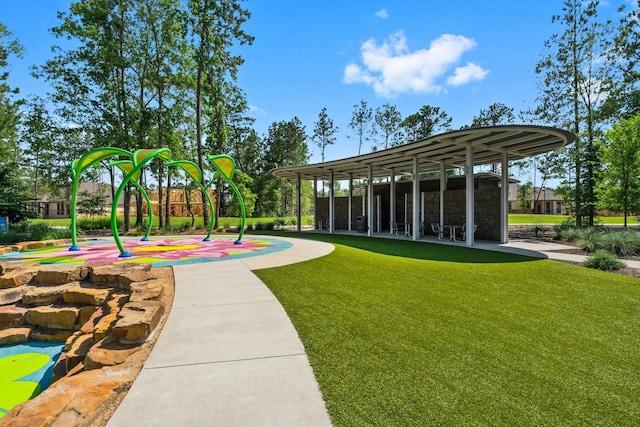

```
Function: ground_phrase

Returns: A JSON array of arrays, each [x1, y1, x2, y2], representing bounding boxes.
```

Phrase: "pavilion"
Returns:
[[271, 125, 575, 246]]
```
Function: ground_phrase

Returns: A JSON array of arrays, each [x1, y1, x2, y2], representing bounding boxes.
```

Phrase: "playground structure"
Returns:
[[68, 147, 247, 257]]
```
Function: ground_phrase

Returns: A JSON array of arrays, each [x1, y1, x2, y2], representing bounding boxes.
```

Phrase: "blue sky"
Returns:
[[2, 0, 627, 167]]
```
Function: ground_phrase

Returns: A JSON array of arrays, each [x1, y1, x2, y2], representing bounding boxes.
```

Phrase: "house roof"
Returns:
[[271, 125, 575, 181]]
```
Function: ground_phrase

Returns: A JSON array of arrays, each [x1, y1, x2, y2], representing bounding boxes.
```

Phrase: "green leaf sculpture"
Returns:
[[0, 352, 50, 418]]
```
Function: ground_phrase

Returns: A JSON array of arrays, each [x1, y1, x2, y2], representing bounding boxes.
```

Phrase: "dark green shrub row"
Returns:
[[77, 217, 124, 230], [0, 221, 72, 245], [554, 225, 640, 256]]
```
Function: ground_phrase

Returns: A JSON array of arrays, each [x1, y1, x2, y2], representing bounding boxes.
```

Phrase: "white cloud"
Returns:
[[446, 62, 489, 86], [375, 9, 389, 19], [343, 31, 489, 97], [248, 105, 267, 115]]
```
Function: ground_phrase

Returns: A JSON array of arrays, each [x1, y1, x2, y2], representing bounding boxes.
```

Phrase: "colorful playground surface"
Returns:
[[0, 235, 292, 267], [0, 342, 64, 418]]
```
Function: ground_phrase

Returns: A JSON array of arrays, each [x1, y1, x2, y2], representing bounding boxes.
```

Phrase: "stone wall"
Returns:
[[316, 196, 370, 231], [422, 188, 500, 240], [0, 258, 173, 426]]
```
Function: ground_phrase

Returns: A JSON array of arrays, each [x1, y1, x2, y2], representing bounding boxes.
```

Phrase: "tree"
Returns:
[[20, 98, 55, 212], [534, 0, 612, 227], [597, 113, 640, 227], [470, 103, 515, 127], [257, 118, 308, 216], [516, 181, 533, 213], [400, 104, 452, 141], [373, 103, 402, 150], [348, 100, 373, 155], [312, 107, 338, 162], [0, 22, 23, 177], [312, 107, 338, 197], [605, 0, 640, 119], [186, 0, 253, 229]]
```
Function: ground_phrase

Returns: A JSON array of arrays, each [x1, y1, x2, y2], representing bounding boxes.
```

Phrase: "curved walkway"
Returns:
[[107, 236, 334, 427]]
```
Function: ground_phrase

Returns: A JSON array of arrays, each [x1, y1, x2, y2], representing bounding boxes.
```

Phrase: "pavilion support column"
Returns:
[[348, 173, 353, 231], [329, 170, 335, 234], [313, 178, 318, 230], [367, 165, 374, 237], [501, 151, 509, 243], [412, 157, 420, 241], [296, 173, 301, 232], [440, 162, 446, 228], [390, 168, 396, 234], [465, 145, 475, 246]]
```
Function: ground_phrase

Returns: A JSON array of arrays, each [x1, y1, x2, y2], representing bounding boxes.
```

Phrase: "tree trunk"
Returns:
[[164, 173, 171, 229], [158, 164, 164, 229], [196, 66, 209, 228]]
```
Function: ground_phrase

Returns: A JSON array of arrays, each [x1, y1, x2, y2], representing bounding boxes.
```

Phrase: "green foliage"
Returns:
[[76, 190, 107, 218], [528, 223, 547, 237], [515, 181, 533, 212], [77, 216, 123, 231], [575, 227, 601, 252], [0, 221, 71, 244], [597, 113, 640, 225], [583, 250, 626, 271], [599, 229, 640, 257]]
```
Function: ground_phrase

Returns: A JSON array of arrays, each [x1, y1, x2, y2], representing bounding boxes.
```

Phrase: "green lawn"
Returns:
[[509, 213, 639, 225], [34, 214, 637, 228], [254, 233, 640, 426]]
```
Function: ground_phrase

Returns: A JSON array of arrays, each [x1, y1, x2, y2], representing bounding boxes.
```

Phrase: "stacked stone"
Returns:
[[0, 260, 172, 426]]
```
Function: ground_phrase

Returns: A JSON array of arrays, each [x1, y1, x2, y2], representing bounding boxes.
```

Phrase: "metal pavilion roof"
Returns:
[[271, 125, 576, 181]]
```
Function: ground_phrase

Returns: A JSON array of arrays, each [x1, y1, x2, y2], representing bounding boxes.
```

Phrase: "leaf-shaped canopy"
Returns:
[[207, 155, 236, 180], [110, 160, 139, 183], [134, 148, 172, 166], [167, 160, 203, 183], [73, 147, 133, 174]]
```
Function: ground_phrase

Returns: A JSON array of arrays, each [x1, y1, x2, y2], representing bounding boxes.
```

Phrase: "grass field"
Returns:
[[254, 233, 640, 426], [509, 214, 639, 225], [33, 214, 638, 228]]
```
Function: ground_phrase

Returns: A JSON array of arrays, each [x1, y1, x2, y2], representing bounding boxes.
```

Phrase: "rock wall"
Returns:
[[0, 259, 174, 426]]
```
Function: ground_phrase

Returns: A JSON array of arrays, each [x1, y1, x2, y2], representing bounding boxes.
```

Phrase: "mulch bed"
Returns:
[[509, 226, 640, 279]]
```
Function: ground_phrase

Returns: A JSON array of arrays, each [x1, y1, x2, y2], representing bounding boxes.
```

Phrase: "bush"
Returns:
[[600, 229, 640, 257], [528, 224, 546, 237], [77, 217, 124, 230], [0, 221, 71, 244], [583, 250, 626, 271], [575, 228, 602, 253]]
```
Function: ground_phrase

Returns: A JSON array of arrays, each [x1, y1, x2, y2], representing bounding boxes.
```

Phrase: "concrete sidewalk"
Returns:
[[108, 236, 334, 427]]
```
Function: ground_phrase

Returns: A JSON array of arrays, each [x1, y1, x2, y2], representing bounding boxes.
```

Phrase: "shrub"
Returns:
[[575, 228, 602, 253], [600, 229, 640, 257], [0, 221, 71, 244], [255, 222, 264, 231], [528, 224, 546, 237], [583, 250, 626, 271], [77, 217, 124, 230]]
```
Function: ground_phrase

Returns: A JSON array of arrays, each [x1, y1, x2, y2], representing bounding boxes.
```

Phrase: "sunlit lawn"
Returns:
[[509, 213, 639, 225], [254, 232, 640, 426], [35, 214, 638, 228]]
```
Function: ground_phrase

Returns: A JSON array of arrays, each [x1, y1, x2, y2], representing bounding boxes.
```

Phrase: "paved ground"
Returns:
[[107, 236, 334, 427]]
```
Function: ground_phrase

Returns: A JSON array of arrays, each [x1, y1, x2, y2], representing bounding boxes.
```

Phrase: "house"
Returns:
[[508, 183, 566, 215], [37, 182, 119, 219], [36, 182, 216, 219]]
